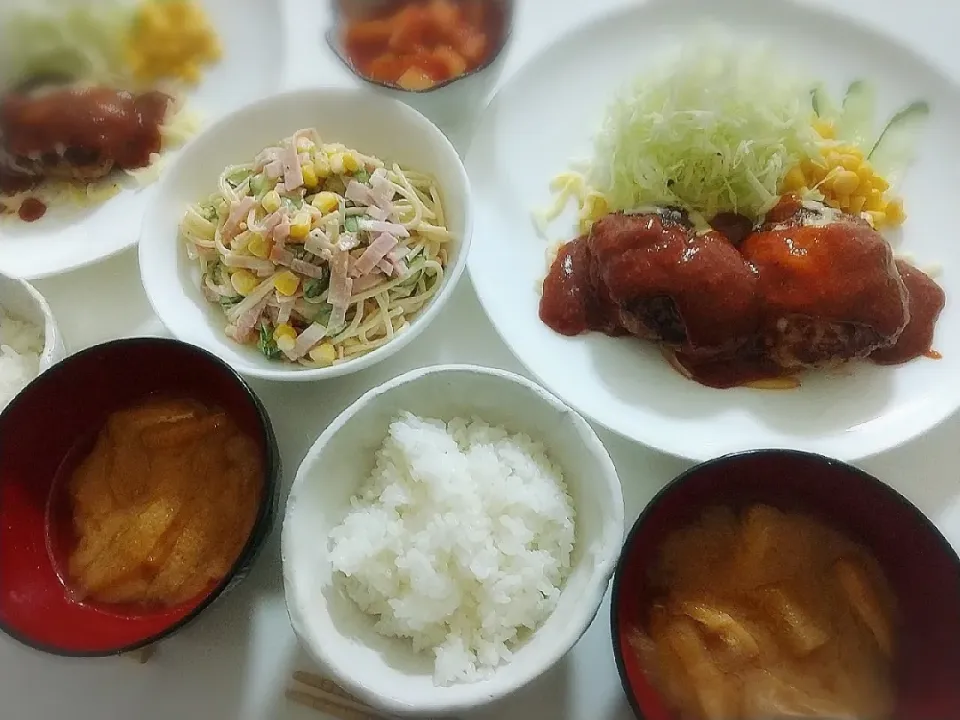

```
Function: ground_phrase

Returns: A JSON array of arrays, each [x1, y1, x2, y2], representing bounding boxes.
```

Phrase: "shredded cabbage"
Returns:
[[589, 32, 821, 220], [0, 0, 133, 87]]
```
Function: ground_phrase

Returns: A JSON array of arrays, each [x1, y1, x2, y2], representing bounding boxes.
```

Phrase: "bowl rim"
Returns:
[[324, 0, 516, 95], [281, 362, 625, 715], [608, 448, 960, 720], [0, 336, 282, 657], [0, 273, 63, 373], [138, 85, 474, 383]]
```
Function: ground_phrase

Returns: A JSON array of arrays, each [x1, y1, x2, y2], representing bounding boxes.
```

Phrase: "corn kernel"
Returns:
[[329, 153, 345, 175], [831, 170, 860, 196], [886, 197, 905, 224], [343, 153, 361, 173], [273, 270, 300, 297], [273, 323, 297, 352], [290, 213, 312, 240], [865, 210, 886, 227], [870, 174, 890, 193], [301, 163, 318, 189], [230, 269, 258, 296], [864, 188, 885, 211], [825, 150, 842, 168], [247, 233, 270, 259], [782, 166, 806, 192], [840, 154, 862, 171], [313, 157, 331, 179], [848, 195, 867, 215], [309, 342, 337, 366], [262, 190, 281, 214], [311, 191, 339, 214]]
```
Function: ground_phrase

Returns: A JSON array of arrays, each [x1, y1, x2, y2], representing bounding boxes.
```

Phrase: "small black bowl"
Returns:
[[0, 337, 281, 656], [611, 450, 960, 720]]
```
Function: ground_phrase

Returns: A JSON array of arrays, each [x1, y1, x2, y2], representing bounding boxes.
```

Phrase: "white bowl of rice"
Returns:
[[0, 274, 64, 411], [281, 364, 624, 716]]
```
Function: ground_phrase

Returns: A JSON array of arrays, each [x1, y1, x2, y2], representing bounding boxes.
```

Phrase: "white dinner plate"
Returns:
[[466, 0, 960, 462], [0, 0, 284, 280]]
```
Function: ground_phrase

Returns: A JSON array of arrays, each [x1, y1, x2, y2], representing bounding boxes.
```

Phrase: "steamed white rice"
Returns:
[[0, 307, 43, 411], [329, 412, 576, 686]]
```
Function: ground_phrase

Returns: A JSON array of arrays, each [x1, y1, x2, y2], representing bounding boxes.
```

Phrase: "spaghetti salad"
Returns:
[[179, 129, 452, 367]]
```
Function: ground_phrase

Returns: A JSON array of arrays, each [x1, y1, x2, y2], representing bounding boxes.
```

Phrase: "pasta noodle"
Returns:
[[178, 129, 451, 367]]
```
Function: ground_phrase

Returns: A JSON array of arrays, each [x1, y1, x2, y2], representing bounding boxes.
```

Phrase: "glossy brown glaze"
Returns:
[[539, 236, 623, 336], [871, 261, 945, 365], [741, 201, 909, 368], [588, 212, 760, 355], [743, 209, 907, 339], [539, 200, 943, 389], [674, 349, 786, 390], [0, 87, 171, 176]]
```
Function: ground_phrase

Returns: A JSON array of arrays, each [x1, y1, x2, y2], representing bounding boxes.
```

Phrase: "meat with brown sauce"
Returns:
[[586, 210, 761, 359], [0, 85, 171, 185], [741, 198, 910, 369]]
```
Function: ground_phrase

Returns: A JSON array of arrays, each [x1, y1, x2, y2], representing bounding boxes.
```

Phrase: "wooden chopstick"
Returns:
[[287, 671, 401, 720]]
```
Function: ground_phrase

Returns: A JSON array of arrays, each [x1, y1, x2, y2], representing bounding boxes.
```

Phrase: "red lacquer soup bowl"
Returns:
[[0, 338, 280, 656], [611, 450, 960, 720]]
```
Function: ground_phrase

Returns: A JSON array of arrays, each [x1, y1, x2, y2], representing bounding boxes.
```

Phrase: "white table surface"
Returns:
[[5, 0, 960, 718]]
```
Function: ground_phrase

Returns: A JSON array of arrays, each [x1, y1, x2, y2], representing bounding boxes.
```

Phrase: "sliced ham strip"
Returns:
[[282, 144, 304, 190], [272, 218, 291, 247], [358, 219, 409, 238], [277, 297, 294, 325], [376, 258, 394, 275], [269, 246, 327, 279], [352, 232, 398, 277], [255, 147, 281, 170], [345, 180, 373, 205], [231, 293, 271, 334], [251, 211, 282, 235], [227, 274, 277, 323], [328, 250, 353, 329], [264, 159, 283, 179], [366, 205, 390, 221], [287, 322, 329, 361], [354, 271, 386, 293], [223, 197, 255, 241]]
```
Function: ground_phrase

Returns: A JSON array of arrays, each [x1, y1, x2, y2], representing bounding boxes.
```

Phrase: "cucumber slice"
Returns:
[[836, 80, 877, 147], [868, 100, 930, 183], [811, 83, 838, 119]]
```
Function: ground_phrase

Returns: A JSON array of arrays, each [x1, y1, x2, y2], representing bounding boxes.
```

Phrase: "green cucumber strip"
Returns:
[[868, 100, 930, 183], [836, 80, 877, 147]]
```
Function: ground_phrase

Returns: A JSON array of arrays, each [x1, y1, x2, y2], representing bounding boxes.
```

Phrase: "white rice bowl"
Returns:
[[328, 412, 576, 686], [282, 365, 624, 716]]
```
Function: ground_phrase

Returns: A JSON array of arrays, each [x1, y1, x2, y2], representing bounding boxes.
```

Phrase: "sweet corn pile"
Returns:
[[127, 0, 222, 85], [781, 119, 905, 230]]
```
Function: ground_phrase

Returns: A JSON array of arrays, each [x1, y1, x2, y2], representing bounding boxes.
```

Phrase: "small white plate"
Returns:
[[466, 0, 960, 462], [0, 0, 285, 280]]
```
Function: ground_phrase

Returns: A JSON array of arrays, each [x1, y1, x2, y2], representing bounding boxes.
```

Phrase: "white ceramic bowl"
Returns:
[[281, 364, 625, 716], [138, 87, 472, 382], [0, 274, 65, 374]]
